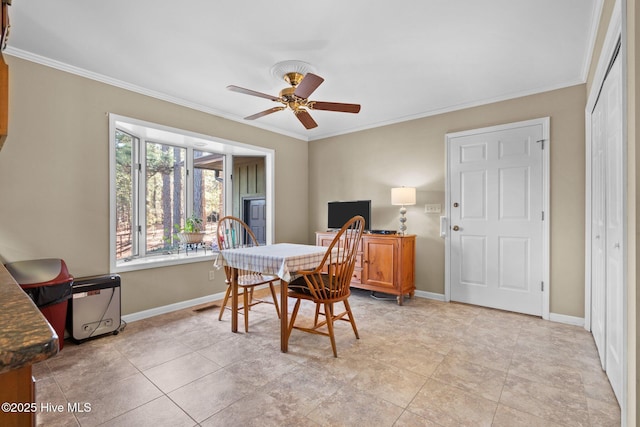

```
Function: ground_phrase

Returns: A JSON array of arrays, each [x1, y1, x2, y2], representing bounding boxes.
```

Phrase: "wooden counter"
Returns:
[[0, 263, 59, 427]]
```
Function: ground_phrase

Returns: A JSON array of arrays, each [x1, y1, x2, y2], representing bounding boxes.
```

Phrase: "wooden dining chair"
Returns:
[[286, 215, 365, 357], [216, 216, 280, 332]]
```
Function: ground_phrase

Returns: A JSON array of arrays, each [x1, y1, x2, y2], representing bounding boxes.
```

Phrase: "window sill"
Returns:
[[114, 250, 217, 273]]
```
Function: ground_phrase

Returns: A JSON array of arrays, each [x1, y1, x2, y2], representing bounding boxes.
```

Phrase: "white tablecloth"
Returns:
[[218, 243, 330, 282]]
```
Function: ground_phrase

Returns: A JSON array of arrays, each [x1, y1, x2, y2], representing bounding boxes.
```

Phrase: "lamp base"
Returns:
[[398, 206, 407, 236]]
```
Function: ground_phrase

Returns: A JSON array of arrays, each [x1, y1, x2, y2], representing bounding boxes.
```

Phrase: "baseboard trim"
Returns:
[[414, 290, 446, 301], [122, 287, 446, 322], [122, 292, 225, 323], [122, 289, 580, 328], [549, 312, 585, 327]]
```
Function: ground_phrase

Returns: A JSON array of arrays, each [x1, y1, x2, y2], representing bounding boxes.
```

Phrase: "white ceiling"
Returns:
[[6, 0, 601, 141]]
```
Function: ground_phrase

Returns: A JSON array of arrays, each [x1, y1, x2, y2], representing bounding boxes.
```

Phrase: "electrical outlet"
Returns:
[[209, 270, 215, 280], [424, 203, 442, 214]]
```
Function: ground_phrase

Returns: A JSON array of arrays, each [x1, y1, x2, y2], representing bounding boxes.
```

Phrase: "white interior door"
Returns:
[[446, 119, 547, 316], [603, 53, 624, 404], [590, 93, 606, 367]]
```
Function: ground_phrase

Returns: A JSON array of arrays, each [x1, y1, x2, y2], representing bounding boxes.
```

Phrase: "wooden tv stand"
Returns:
[[316, 232, 416, 305]]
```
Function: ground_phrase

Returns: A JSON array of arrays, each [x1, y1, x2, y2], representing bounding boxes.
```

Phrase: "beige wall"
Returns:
[[309, 84, 587, 317], [0, 56, 309, 315], [2, 56, 586, 318]]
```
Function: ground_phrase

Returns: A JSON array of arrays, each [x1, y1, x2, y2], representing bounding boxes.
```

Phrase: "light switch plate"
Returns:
[[424, 203, 442, 214]]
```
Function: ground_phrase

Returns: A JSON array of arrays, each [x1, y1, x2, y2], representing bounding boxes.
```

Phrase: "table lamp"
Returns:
[[391, 187, 416, 235]]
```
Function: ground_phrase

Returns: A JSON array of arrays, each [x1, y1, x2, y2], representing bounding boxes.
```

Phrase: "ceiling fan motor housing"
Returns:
[[278, 86, 306, 111]]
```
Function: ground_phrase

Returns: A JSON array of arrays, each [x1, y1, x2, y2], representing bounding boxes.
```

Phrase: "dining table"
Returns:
[[218, 242, 332, 352]]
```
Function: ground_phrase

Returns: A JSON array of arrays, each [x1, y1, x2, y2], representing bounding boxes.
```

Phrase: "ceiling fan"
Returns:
[[227, 62, 361, 130]]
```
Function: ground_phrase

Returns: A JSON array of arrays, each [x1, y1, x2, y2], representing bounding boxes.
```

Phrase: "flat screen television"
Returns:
[[327, 200, 371, 231]]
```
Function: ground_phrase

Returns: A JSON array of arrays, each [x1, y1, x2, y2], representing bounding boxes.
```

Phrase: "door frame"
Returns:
[[584, 0, 627, 418], [444, 117, 551, 320]]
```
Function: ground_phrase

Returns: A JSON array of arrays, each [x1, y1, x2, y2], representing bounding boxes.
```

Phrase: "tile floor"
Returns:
[[32, 288, 621, 426]]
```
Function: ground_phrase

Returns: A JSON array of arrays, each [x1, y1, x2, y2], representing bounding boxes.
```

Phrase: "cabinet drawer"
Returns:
[[317, 235, 335, 247]]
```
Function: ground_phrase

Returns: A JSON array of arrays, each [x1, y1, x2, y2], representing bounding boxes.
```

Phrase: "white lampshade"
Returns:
[[391, 187, 416, 206]]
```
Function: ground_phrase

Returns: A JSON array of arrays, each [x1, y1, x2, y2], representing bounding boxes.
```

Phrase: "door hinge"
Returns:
[[542, 211, 544, 221], [541, 281, 544, 291], [137, 225, 142, 233], [137, 163, 142, 172], [536, 139, 545, 150]]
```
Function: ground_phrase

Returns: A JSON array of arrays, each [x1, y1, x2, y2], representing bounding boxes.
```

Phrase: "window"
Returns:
[[110, 114, 274, 272], [143, 141, 188, 256], [114, 132, 221, 261]]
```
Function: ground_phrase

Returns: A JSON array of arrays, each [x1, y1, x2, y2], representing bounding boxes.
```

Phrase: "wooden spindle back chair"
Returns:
[[286, 215, 365, 357], [216, 216, 280, 332]]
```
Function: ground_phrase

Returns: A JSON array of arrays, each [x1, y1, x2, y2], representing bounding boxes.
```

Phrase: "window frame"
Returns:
[[109, 114, 274, 273]]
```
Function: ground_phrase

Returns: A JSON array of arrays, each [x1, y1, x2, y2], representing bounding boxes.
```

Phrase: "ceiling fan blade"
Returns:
[[244, 106, 285, 120], [295, 110, 318, 129], [309, 101, 361, 114], [227, 85, 280, 102], [293, 73, 324, 99]]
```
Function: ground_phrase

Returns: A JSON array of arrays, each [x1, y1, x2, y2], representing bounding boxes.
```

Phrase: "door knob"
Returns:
[[452, 225, 460, 231]]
